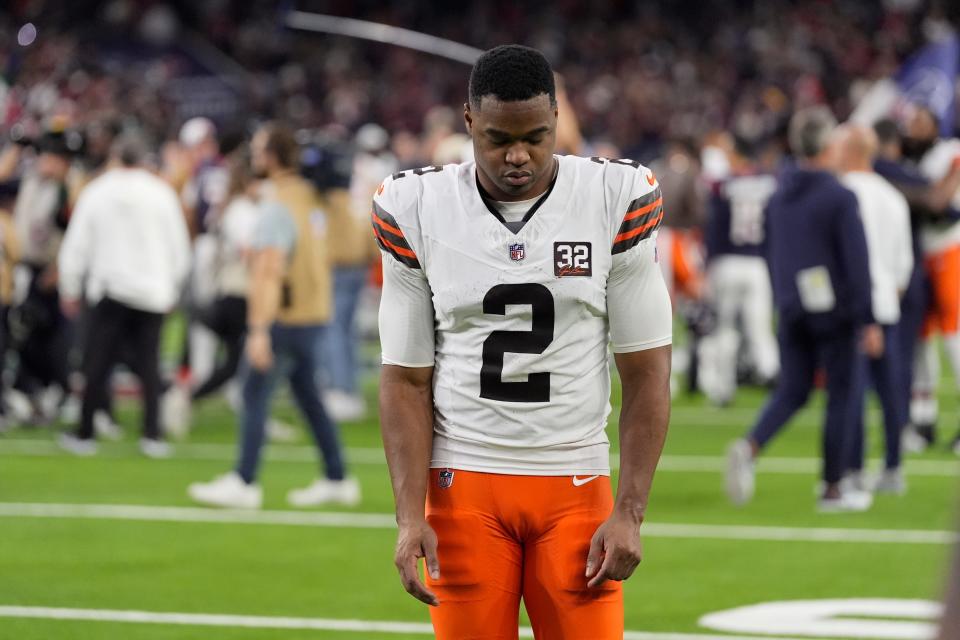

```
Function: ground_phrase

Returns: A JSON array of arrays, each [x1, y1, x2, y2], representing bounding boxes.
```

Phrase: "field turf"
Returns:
[[0, 375, 957, 639]]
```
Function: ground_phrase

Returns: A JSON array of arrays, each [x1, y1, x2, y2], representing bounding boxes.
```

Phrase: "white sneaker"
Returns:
[[140, 438, 173, 459], [840, 470, 869, 494], [323, 390, 366, 423], [5, 389, 33, 425], [162, 385, 192, 441], [901, 426, 929, 454], [287, 477, 361, 508], [188, 472, 262, 509], [873, 468, 906, 495], [58, 432, 98, 456], [818, 489, 873, 513], [59, 395, 81, 424], [725, 439, 755, 506], [94, 411, 124, 441], [267, 418, 299, 443]]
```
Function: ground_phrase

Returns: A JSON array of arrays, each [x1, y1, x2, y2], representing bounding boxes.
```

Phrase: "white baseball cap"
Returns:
[[179, 117, 216, 147]]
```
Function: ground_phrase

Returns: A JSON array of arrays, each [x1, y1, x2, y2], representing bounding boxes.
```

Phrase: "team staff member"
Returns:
[[57, 135, 191, 457], [189, 123, 358, 510], [872, 118, 960, 452], [377, 46, 672, 638], [834, 124, 913, 493], [726, 107, 878, 512]]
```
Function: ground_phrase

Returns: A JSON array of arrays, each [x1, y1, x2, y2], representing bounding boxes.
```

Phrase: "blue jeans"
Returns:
[[323, 265, 368, 394], [236, 324, 345, 483]]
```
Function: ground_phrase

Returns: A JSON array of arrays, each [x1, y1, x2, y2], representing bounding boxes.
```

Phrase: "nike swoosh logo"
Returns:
[[646, 172, 656, 186], [572, 475, 600, 487]]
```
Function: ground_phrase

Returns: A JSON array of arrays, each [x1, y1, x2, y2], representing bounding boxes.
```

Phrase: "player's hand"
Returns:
[[394, 519, 440, 606], [585, 510, 642, 588], [861, 324, 884, 359], [245, 328, 273, 371]]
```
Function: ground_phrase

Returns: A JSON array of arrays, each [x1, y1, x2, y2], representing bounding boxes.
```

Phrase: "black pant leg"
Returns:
[[127, 307, 165, 440], [78, 299, 125, 440]]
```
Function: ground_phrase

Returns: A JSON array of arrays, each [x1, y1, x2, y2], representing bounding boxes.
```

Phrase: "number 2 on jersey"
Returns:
[[480, 284, 555, 402]]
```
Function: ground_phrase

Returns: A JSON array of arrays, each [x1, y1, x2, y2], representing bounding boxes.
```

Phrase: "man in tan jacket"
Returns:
[[188, 123, 358, 509]]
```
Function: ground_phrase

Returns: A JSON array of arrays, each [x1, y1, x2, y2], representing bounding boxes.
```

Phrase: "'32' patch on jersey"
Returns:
[[554, 242, 592, 277]]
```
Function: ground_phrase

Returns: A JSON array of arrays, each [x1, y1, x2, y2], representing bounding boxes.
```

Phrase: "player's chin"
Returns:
[[497, 176, 536, 195]]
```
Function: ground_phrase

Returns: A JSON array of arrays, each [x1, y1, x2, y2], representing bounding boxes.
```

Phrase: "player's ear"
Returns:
[[464, 103, 474, 135]]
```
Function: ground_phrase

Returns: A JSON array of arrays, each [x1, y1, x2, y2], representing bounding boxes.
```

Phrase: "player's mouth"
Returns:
[[503, 172, 533, 186]]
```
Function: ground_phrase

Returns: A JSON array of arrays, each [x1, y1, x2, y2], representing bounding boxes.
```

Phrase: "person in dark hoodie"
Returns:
[[725, 106, 879, 512]]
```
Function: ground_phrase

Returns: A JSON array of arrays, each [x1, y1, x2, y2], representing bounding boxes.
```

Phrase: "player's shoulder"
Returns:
[[562, 154, 656, 191], [372, 164, 460, 269], [373, 163, 460, 222]]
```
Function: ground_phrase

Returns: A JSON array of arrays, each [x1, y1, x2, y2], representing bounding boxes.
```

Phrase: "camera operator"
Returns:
[[4, 129, 82, 421]]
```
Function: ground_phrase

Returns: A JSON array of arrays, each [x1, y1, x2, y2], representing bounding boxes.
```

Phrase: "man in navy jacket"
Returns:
[[725, 107, 879, 512]]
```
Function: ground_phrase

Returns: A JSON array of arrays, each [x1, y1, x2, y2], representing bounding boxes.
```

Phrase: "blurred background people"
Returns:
[[726, 107, 878, 512], [178, 117, 228, 396], [6, 129, 79, 423], [189, 122, 357, 510], [698, 138, 780, 406], [0, 203, 19, 431], [57, 134, 190, 457], [833, 123, 913, 494]]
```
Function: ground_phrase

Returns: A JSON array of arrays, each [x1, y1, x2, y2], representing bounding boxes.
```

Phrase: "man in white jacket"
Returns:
[[57, 135, 191, 457], [833, 123, 913, 492]]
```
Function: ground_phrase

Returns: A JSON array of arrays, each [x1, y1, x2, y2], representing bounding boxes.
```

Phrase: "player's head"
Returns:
[[873, 118, 901, 161], [251, 122, 299, 179], [902, 104, 939, 160], [464, 45, 558, 201], [787, 106, 837, 164], [110, 133, 149, 168], [179, 117, 219, 164], [829, 123, 877, 173]]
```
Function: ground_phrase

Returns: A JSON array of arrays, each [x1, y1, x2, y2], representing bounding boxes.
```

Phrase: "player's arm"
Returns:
[[588, 169, 672, 588], [374, 196, 440, 606], [246, 202, 295, 371], [56, 187, 95, 318]]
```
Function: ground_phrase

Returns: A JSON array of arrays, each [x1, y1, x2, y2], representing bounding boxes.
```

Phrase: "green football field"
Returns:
[[0, 372, 957, 639]]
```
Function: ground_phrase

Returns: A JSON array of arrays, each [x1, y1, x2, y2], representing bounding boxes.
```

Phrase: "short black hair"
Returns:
[[873, 118, 900, 146], [468, 45, 556, 109]]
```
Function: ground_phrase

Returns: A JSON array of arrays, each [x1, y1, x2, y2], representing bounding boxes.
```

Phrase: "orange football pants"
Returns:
[[922, 245, 960, 337], [425, 469, 623, 640]]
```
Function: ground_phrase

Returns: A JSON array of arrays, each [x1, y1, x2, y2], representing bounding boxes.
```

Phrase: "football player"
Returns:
[[375, 45, 672, 639], [698, 138, 779, 405]]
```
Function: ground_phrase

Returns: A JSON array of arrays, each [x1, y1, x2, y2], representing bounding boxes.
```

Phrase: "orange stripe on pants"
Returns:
[[425, 469, 623, 640]]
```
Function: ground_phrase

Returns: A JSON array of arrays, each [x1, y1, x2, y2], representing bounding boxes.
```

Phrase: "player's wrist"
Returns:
[[613, 497, 646, 525]]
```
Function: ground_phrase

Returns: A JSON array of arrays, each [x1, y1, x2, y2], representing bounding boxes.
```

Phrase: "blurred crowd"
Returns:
[[3, 1, 960, 158], [0, 0, 958, 511]]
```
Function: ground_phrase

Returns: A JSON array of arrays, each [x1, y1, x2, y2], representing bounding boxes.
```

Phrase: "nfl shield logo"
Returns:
[[509, 243, 525, 262], [438, 469, 454, 489]]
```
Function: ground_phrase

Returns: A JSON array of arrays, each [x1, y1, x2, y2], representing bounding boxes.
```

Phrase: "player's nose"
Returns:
[[504, 144, 530, 167]]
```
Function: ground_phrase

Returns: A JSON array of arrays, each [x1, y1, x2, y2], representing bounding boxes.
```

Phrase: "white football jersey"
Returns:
[[374, 155, 672, 475], [919, 138, 960, 255]]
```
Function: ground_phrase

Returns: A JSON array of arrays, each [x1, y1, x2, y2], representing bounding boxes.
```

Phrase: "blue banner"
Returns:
[[896, 35, 959, 137]]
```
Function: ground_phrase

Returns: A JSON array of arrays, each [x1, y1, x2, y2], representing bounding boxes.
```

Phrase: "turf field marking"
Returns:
[[699, 598, 940, 639], [0, 502, 954, 544], [1, 439, 957, 477], [0, 605, 841, 639]]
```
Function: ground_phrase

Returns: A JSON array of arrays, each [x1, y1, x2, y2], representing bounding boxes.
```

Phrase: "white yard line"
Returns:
[[1, 439, 956, 476], [0, 605, 840, 640], [0, 502, 954, 545]]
